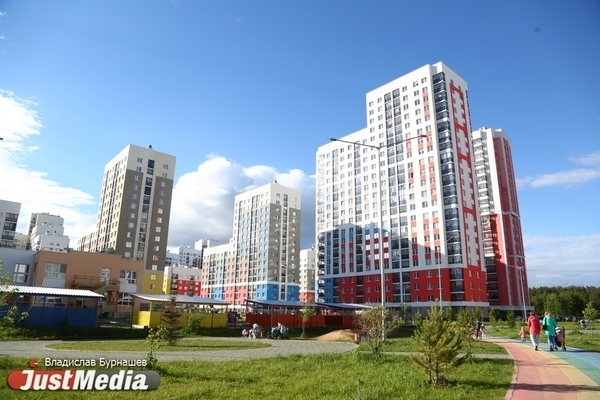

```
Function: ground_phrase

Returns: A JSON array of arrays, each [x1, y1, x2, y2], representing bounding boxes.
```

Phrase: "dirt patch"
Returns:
[[314, 329, 357, 342]]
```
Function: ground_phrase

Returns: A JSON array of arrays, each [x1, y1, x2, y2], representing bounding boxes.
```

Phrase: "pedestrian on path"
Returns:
[[527, 311, 541, 351], [519, 326, 526, 342], [542, 311, 558, 351]]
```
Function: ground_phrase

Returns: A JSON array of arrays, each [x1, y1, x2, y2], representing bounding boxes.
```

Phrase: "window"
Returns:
[[13, 263, 29, 283], [157, 208, 163, 214], [157, 217, 162, 223], [156, 227, 161, 233], [120, 270, 137, 284], [155, 236, 161, 242], [44, 263, 67, 279], [163, 164, 169, 169], [118, 293, 133, 306]]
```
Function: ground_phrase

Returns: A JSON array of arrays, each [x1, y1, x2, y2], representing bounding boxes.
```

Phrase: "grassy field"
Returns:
[[45, 339, 271, 352], [0, 353, 513, 400], [359, 337, 508, 354]]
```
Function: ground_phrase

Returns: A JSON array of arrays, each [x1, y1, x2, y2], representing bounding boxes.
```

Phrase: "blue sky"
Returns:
[[0, 1, 599, 287]]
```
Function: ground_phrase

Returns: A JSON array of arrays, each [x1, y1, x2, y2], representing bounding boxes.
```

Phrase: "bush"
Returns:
[[182, 313, 204, 336]]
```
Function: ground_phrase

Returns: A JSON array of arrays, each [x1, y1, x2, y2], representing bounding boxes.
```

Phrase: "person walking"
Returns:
[[519, 326, 526, 342], [527, 311, 541, 351], [542, 311, 558, 351]]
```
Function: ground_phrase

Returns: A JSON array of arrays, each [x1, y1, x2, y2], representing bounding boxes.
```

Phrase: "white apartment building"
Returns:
[[316, 62, 488, 313], [299, 246, 316, 302], [201, 182, 302, 307], [0, 199, 20, 248], [27, 212, 70, 252], [77, 144, 176, 295]]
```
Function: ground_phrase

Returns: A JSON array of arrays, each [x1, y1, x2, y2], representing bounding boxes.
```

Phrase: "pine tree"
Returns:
[[411, 301, 464, 386], [456, 308, 475, 361], [160, 295, 183, 345], [506, 310, 516, 328], [489, 308, 497, 325]]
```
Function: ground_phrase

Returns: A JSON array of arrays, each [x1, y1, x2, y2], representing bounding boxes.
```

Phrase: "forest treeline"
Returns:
[[529, 286, 600, 316]]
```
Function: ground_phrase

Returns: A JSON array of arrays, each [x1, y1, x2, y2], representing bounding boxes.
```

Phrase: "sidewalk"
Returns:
[[485, 337, 600, 400]]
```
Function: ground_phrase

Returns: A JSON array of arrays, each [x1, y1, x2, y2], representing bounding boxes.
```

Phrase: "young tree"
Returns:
[[354, 306, 398, 354], [0, 275, 28, 339], [506, 310, 516, 329], [488, 308, 497, 325], [160, 295, 183, 345], [456, 308, 475, 361], [411, 301, 464, 386], [473, 306, 483, 324], [444, 307, 455, 322], [301, 295, 316, 339], [583, 302, 599, 327], [400, 304, 411, 326]]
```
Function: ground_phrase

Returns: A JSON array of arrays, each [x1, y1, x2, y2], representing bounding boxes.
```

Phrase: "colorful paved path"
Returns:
[[485, 337, 600, 400]]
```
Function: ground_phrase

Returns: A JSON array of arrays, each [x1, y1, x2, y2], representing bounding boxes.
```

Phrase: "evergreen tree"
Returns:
[[411, 301, 464, 386], [488, 308, 497, 325], [473, 306, 483, 323], [456, 308, 475, 361], [444, 306, 455, 321], [160, 295, 183, 345], [506, 310, 516, 328]]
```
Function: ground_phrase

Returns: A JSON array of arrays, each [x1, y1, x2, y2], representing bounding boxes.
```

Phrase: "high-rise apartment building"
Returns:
[[27, 212, 70, 252], [472, 127, 530, 316], [316, 62, 488, 313], [299, 247, 316, 302], [77, 144, 176, 295], [0, 199, 21, 248], [200, 182, 302, 308]]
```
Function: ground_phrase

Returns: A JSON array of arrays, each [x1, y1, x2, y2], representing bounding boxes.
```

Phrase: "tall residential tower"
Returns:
[[472, 127, 530, 316], [316, 62, 488, 314], [78, 144, 176, 295], [201, 182, 301, 308]]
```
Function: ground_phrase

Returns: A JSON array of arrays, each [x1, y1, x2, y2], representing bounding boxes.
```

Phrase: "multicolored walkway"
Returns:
[[486, 337, 600, 400]]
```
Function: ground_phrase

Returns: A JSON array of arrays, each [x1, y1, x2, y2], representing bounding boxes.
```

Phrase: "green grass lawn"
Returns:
[[45, 339, 271, 352], [366, 337, 507, 355], [0, 353, 513, 400]]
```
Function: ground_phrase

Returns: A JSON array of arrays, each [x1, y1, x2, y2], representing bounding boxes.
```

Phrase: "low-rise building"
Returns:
[[31, 250, 144, 318]]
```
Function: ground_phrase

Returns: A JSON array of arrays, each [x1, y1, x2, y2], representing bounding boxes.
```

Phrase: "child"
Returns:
[[242, 328, 249, 338], [519, 326, 526, 342]]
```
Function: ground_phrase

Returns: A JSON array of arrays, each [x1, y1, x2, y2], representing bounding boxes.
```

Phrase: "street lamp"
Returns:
[[330, 134, 426, 340]]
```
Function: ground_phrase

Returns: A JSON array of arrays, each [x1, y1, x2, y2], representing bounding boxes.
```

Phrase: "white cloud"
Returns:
[[0, 35, 5, 40], [0, 91, 97, 244], [570, 151, 600, 167], [523, 233, 600, 287], [517, 150, 600, 189], [168, 155, 316, 250]]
